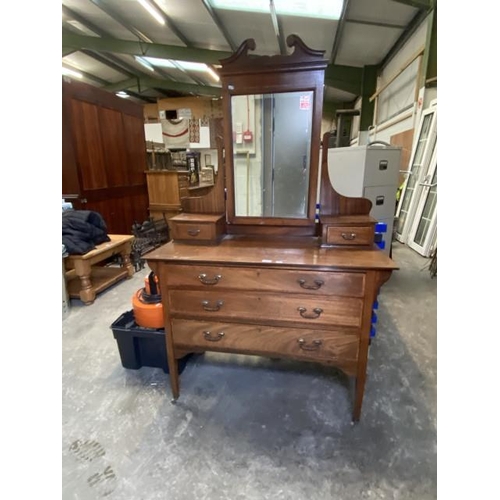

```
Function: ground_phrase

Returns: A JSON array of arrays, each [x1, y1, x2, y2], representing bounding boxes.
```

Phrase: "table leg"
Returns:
[[73, 261, 95, 305], [166, 332, 180, 400], [352, 373, 366, 422], [120, 243, 134, 278]]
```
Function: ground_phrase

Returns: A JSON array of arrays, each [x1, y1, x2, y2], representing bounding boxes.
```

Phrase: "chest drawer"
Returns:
[[169, 213, 225, 244], [168, 290, 363, 328], [325, 226, 374, 246], [163, 265, 365, 297], [172, 319, 359, 374]]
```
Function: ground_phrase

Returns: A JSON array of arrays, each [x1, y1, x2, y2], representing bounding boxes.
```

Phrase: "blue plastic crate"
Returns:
[[375, 222, 388, 233]]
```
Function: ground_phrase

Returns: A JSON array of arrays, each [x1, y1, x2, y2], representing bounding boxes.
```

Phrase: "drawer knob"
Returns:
[[297, 307, 323, 319], [203, 331, 225, 342], [201, 300, 224, 312], [297, 339, 322, 351], [297, 278, 324, 290], [187, 229, 201, 236], [198, 274, 222, 285], [341, 232, 356, 240]]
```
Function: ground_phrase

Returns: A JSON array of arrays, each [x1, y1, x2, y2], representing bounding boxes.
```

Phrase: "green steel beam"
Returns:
[[104, 77, 222, 97], [122, 91, 157, 104], [359, 65, 378, 131], [63, 33, 363, 96], [421, 6, 437, 87], [62, 33, 231, 65], [324, 64, 363, 95], [62, 47, 76, 57]]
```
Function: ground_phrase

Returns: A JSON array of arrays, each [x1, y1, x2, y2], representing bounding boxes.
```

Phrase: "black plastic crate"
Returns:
[[110, 310, 190, 374]]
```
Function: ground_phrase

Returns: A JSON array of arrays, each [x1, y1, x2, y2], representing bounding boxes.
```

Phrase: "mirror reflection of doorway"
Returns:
[[262, 91, 313, 217]]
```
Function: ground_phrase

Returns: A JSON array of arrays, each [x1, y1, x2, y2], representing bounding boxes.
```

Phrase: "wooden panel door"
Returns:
[[62, 80, 149, 235]]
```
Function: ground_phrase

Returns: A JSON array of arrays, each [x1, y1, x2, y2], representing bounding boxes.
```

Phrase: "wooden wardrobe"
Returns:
[[62, 79, 149, 235]]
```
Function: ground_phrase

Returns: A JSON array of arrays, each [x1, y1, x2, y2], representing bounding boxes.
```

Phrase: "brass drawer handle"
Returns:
[[201, 300, 224, 311], [187, 229, 201, 236], [198, 273, 222, 285], [341, 232, 356, 240], [297, 339, 322, 351], [297, 307, 323, 319], [297, 279, 324, 290], [203, 331, 225, 342]]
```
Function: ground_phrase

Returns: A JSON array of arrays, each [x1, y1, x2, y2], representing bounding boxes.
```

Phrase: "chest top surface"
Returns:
[[145, 235, 398, 272]]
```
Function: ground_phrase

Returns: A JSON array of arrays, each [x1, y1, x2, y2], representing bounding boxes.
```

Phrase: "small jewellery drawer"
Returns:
[[171, 223, 214, 241], [325, 226, 374, 246], [172, 319, 359, 373], [163, 265, 365, 297], [169, 213, 225, 244], [168, 290, 363, 328]]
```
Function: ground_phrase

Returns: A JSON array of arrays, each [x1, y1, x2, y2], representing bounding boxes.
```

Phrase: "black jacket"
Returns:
[[62, 210, 111, 255]]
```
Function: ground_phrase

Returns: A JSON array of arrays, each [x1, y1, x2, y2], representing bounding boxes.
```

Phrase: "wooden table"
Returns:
[[65, 234, 135, 305]]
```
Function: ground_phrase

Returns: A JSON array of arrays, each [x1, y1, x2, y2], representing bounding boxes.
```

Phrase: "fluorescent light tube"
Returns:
[[206, 67, 220, 82], [143, 57, 176, 68], [62, 67, 83, 79], [116, 91, 129, 98], [135, 56, 155, 72], [66, 20, 99, 37], [177, 61, 208, 72], [137, 0, 165, 25]]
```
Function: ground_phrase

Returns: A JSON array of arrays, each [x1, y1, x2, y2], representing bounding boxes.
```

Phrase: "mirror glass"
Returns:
[[231, 91, 313, 218]]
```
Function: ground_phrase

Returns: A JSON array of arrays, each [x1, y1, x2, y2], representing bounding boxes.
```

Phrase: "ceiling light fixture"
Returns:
[[116, 91, 129, 98], [143, 57, 176, 68], [66, 20, 99, 37], [177, 61, 209, 72], [141, 57, 221, 82], [62, 67, 83, 79], [206, 67, 220, 82], [137, 0, 165, 25], [134, 56, 155, 72]]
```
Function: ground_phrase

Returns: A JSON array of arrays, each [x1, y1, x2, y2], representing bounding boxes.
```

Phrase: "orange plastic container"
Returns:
[[132, 272, 164, 329]]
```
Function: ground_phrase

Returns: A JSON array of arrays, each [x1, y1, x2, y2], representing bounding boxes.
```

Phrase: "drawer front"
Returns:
[[364, 185, 398, 221], [363, 148, 400, 188], [164, 265, 365, 297], [172, 319, 359, 372], [325, 226, 374, 246], [171, 222, 214, 241], [168, 290, 363, 328]]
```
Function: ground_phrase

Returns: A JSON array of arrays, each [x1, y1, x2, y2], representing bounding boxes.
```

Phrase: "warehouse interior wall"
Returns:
[[350, 12, 434, 146]]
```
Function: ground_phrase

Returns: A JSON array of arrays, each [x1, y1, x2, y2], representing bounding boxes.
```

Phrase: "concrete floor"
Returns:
[[62, 242, 436, 500]]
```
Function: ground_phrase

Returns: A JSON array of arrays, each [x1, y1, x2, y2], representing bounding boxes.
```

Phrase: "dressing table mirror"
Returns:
[[146, 36, 398, 421], [220, 35, 324, 236]]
